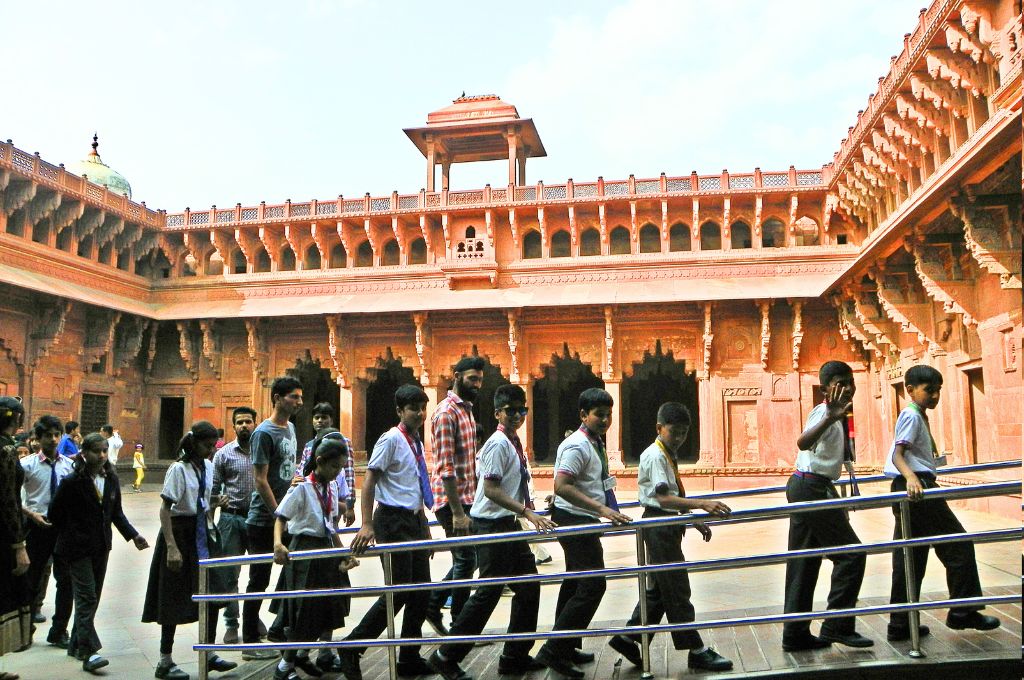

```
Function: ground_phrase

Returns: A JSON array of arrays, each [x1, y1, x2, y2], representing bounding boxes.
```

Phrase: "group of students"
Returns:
[[0, 353, 1002, 680]]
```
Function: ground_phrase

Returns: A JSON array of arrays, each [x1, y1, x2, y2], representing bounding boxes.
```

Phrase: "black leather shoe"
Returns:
[[608, 635, 642, 667], [83, 656, 110, 673], [154, 661, 190, 680], [497, 654, 546, 674], [46, 630, 69, 649], [315, 654, 343, 673], [266, 626, 287, 643], [397, 657, 436, 677], [31, 612, 46, 624], [208, 655, 238, 672], [782, 635, 832, 652], [294, 657, 323, 677], [338, 649, 362, 680], [273, 668, 299, 680], [819, 631, 874, 648], [570, 649, 595, 665], [536, 647, 584, 679], [427, 650, 473, 680], [946, 611, 1001, 631], [688, 647, 733, 671], [887, 624, 930, 642], [425, 610, 449, 636]]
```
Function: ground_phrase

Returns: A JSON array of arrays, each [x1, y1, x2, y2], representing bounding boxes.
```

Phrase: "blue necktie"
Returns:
[[194, 464, 209, 559], [411, 438, 434, 510], [46, 459, 57, 502]]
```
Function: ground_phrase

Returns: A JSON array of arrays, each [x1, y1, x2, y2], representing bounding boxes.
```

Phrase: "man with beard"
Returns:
[[425, 356, 484, 633], [211, 407, 258, 644]]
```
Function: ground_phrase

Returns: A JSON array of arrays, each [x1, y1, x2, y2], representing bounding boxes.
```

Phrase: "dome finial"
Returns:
[[90, 133, 99, 159]]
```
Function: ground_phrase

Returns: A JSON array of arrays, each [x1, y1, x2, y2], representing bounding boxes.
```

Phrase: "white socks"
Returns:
[[692, 645, 709, 654], [159, 653, 174, 665], [278, 659, 294, 672]]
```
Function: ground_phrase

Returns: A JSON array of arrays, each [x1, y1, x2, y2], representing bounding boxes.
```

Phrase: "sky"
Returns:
[[2, 0, 926, 212]]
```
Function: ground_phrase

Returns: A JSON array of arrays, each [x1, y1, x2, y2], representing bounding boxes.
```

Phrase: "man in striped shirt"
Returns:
[[425, 356, 484, 633]]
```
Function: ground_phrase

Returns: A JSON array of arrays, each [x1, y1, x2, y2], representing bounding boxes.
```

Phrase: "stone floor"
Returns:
[[3, 479, 1019, 680]]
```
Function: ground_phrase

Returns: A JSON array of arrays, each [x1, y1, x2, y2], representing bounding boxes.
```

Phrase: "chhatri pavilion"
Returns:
[[0, 0, 1019, 509]]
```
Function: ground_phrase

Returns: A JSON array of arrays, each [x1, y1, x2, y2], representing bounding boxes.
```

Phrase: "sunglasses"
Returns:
[[500, 406, 529, 417]]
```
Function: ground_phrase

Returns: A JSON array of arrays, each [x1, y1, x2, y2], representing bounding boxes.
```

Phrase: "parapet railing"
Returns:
[[194, 460, 1021, 680]]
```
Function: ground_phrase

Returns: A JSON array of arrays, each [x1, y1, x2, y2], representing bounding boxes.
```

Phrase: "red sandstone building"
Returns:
[[0, 0, 1019, 505]]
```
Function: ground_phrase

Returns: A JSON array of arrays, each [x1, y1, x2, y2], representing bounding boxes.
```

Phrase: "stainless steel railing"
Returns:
[[194, 460, 1021, 680]]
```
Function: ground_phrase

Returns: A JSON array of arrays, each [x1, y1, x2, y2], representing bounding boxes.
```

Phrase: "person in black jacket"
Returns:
[[49, 432, 149, 674]]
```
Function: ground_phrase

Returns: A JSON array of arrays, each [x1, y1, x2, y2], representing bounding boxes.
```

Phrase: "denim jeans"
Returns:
[[427, 504, 478, 620], [216, 511, 249, 629]]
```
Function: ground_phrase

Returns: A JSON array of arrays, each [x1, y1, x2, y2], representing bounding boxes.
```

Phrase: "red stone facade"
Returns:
[[0, 0, 1019, 512]]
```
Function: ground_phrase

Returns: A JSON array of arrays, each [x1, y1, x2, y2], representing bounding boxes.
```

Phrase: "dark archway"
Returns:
[[700, 221, 721, 250], [639, 223, 661, 253], [550, 230, 571, 257], [731, 221, 752, 249], [364, 354, 418, 452], [522, 230, 542, 259], [531, 346, 604, 463], [580, 227, 601, 256], [286, 352, 340, 447], [610, 226, 631, 255], [409, 237, 427, 264], [622, 341, 699, 464], [669, 222, 691, 251]]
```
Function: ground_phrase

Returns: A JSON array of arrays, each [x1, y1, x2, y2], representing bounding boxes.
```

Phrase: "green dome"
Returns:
[[68, 134, 132, 199]]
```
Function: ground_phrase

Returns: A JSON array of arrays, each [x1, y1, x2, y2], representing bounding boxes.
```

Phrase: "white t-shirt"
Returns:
[[471, 430, 530, 520], [367, 427, 424, 512], [276, 480, 340, 537], [553, 429, 606, 518], [93, 475, 106, 501], [107, 434, 123, 465], [884, 406, 938, 477], [161, 459, 214, 517], [637, 441, 679, 509], [794, 403, 846, 481]]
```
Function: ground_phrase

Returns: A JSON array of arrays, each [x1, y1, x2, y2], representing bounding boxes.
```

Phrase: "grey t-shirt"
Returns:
[[247, 419, 298, 526]]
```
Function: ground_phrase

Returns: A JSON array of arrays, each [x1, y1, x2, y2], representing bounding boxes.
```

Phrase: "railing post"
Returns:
[[382, 552, 399, 679], [635, 527, 654, 680], [198, 567, 209, 680], [899, 500, 926, 659]]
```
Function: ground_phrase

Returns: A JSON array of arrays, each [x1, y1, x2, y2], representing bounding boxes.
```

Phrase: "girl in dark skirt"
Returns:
[[271, 431, 358, 680], [141, 421, 238, 680], [0, 397, 30, 680]]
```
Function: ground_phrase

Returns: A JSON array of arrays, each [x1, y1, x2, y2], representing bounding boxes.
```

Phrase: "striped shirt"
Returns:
[[211, 440, 256, 511], [430, 391, 477, 511], [299, 435, 356, 505]]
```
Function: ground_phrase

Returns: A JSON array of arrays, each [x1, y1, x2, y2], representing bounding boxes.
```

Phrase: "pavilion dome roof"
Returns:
[[67, 134, 132, 198], [424, 94, 521, 127]]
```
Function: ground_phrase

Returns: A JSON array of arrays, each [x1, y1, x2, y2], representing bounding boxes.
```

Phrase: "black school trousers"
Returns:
[[782, 473, 865, 642], [26, 523, 73, 634]]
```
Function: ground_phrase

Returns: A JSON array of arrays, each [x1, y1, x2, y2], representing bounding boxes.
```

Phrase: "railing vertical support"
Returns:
[[899, 500, 926, 659], [635, 528, 654, 680], [198, 567, 210, 680], [382, 553, 399, 679]]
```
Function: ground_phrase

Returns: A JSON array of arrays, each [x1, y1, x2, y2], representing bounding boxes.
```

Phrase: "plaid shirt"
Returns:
[[211, 440, 256, 511], [299, 435, 356, 505], [430, 391, 477, 511]]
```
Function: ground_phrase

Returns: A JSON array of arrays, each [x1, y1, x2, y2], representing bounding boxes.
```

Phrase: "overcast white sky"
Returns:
[[3, 0, 924, 211]]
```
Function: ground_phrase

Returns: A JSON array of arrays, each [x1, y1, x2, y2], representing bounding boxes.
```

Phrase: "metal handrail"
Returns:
[[194, 463, 1021, 679]]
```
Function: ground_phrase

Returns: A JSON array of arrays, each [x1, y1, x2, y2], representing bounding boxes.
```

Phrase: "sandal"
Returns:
[[1, 672, 22, 680]]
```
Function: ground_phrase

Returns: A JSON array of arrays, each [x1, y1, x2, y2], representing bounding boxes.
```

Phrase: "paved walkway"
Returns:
[[3, 479, 1019, 679]]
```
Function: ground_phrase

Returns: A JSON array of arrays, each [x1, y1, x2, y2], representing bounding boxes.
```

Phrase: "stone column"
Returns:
[[348, 379, 367, 463], [507, 131, 519, 187], [425, 137, 436, 193], [605, 380, 624, 469], [698, 377, 714, 465]]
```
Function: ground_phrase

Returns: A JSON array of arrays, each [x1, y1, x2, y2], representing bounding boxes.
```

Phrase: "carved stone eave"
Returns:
[[950, 197, 1022, 289], [413, 312, 432, 386], [875, 279, 944, 355], [198, 320, 222, 378], [114, 316, 150, 375], [2, 179, 36, 217], [910, 242, 978, 327], [83, 309, 122, 370], [175, 321, 200, 382], [29, 298, 71, 367], [836, 300, 882, 360]]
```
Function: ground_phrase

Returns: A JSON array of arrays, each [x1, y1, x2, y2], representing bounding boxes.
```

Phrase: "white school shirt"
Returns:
[[884, 406, 938, 477], [161, 459, 214, 517], [637, 441, 680, 509], [552, 429, 606, 518], [367, 427, 424, 512], [794, 403, 846, 481], [20, 452, 75, 515], [107, 434, 123, 465], [276, 480, 340, 537], [471, 430, 530, 520]]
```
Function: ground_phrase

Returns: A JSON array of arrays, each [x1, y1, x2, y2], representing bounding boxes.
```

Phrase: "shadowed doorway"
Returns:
[[364, 352, 418, 452], [287, 352, 340, 447], [531, 345, 604, 464], [622, 342, 699, 463]]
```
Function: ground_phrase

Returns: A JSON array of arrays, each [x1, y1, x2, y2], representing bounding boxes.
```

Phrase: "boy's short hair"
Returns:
[[311, 402, 335, 418], [818, 360, 853, 387], [34, 415, 63, 438], [578, 387, 613, 413], [65, 420, 79, 434], [100, 424, 114, 435], [905, 364, 943, 387], [232, 406, 257, 423], [453, 356, 486, 373], [493, 383, 527, 410], [395, 383, 428, 410], [270, 376, 303, 402], [656, 402, 692, 428]]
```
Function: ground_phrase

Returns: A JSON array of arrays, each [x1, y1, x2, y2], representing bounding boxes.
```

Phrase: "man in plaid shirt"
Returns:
[[425, 356, 485, 633]]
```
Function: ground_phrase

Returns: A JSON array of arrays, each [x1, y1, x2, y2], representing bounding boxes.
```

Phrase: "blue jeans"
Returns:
[[427, 504, 477, 620], [216, 511, 249, 628]]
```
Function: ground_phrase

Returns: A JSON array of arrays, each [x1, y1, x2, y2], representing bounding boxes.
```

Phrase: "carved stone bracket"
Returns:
[[324, 315, 351, 388], [198, 320, 222, 378], [602, 306, 615, 380], [413, 312, 432, 386], [702, 302, 713, 380], [258, 226, 283, 269], [789, 300, 804, 370], [418, 214, 433, 253], [245, 319, 269, 384], [2, 179, 37, 217], [235, 228, 259, 271], [506, 309, 523, 383], [875, 271, 945, 355], [83, 308, 122, 370], [910, 239, 978, 327], [145, 322, 159, 376], [175, 321, 200, 381], [310, 223, 331, 268], [837, 300, 882, 360], [29, 298, 72, 367], [757, 300, 771, 369], [114, 316, 150, 374], [950, 196, 1022, 289]]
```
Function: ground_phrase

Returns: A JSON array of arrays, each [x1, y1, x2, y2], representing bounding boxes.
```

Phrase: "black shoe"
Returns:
[[83, 656, 110, 673], [338, 649, 362, 680], [818, 631, 874, 648], [688, 647, 734, 671], [266, 626, 287, 643], [46, 630, 69, 649], [294, 657, 323, 677], [608, 635, 642, 667], [31, 612, 46, 624], [427, 650, 473, 680], [782, 635, 832, 652], [536, 647, 585, 679], [887, 624, 931, 642], [273, 669, 300, 680], [535, 556, 553, 565], [946, 611, 1001, 631], [209, 655, 238, 672], [154, 661, 190, 680], [315, 654, 343, 673], [497, 654, 546, 674], [397, 657, 436, 677], [570, 649, 595, 665], [425, 610, 449, 636]]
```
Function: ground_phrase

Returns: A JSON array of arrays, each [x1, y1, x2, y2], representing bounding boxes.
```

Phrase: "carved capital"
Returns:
[[198, 320, 222, 378], [175, 321, 200, 382], [83, 309, 122, 370]]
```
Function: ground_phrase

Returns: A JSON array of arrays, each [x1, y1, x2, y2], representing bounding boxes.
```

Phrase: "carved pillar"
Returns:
[[338, 383, 354, 446], [507, 309, 523, 384], [413, 312, 432, 386], [349, 379, 368, 461], [758, 300, 771, 370], [604, 380, 624, 470], [701, 302, 713, 380], [790, 300, 804, 370], [602, 306, 615, 381]]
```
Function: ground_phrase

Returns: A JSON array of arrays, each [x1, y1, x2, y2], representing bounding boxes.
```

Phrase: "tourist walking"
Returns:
[[0, 396, 31, 678]]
